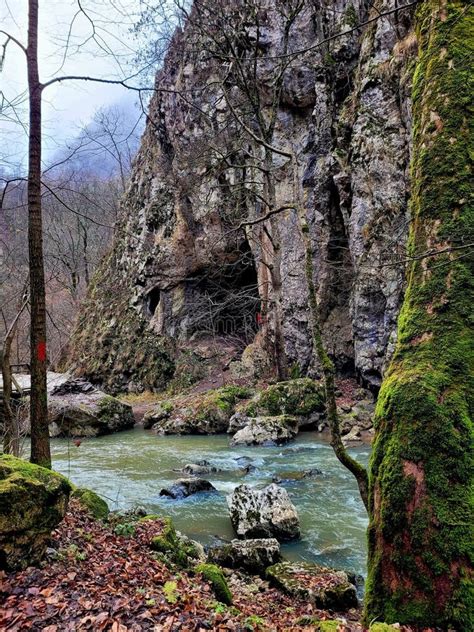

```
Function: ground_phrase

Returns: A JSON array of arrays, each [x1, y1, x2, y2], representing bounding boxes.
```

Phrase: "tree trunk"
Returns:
[[27, 0, 51, 468], [2, 297, 27, 456], [292, 157, 368, 509], [364, 1, 473, 628], [264, 149, 288, 381]]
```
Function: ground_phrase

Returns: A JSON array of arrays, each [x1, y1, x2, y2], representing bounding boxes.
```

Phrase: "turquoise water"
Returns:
[[51, 429, 370, 577]]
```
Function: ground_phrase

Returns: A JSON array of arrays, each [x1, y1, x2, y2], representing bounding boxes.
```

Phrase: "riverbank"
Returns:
[[0, 499, 365, 631]]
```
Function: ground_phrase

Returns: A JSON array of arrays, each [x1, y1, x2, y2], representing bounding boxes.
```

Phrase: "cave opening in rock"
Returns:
[[146, 287, 161, 316], [188, 241, 260, 344]]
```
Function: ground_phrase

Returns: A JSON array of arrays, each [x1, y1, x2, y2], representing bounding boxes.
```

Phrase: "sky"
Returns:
[[0, 0, 165, 172]]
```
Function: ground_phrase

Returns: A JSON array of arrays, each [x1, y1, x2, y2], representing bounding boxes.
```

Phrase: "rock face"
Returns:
[[228, 484, 300, 541], [208, 538, 282, 576], [0, 455, 71, 570], [69, 1, 416, 392], [230, 415, 299, 446], [159, 478, 217, 499], [266, 561, 358, 611]]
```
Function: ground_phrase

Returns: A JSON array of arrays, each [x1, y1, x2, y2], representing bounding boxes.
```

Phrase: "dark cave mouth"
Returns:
[[187, 242, 260, 342], [146, 287, 161, 317]]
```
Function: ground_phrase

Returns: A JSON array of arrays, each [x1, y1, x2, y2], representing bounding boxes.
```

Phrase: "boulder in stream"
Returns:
[[230, 415, 299, 446], [266, 561, 358, 611], [178, 460, 220, 476], [159, 478, 217, 499], [228, 483, 300, 541], [208, 538, 282, 575], [272, 468, 322, 485]]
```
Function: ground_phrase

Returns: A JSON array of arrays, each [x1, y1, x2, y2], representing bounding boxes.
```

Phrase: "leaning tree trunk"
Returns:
[[27, 0, 51, 468], [364, 1, 473, 628], [291, 156, 369, 509]]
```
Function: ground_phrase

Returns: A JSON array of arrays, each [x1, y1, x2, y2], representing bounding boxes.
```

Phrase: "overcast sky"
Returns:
[[0, 0, 163, 172]]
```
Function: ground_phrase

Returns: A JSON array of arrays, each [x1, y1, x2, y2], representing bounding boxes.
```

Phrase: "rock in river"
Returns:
[[230, 415, 299, 446], [208, 538, 282, 576], [160, 478, 217, 499], [178, 460, 220, 476], [0, 455, 71, 570], [228, 483, 300, 541], [266, 561, 358, 611]]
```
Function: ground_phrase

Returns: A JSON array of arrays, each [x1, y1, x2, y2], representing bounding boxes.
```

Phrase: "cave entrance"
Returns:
[[146, 287, 161, 317], [188, 241, 260, 344]]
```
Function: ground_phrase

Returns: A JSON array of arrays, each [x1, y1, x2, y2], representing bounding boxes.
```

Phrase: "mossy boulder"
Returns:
[[195, 563, 233, 604], [147, 386, 253, 435], [266, 561, 358, 611], [71, 488, 109, 520], [0, 455, 71, 570], [238, 378, 325, 429], [150, 517, 202, 567]]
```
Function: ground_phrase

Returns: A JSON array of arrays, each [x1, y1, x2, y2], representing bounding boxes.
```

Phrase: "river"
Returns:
[[50, 428, 370, 578]]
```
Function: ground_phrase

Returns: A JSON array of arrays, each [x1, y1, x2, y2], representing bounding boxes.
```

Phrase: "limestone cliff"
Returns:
[[70, 0, 417, 393]]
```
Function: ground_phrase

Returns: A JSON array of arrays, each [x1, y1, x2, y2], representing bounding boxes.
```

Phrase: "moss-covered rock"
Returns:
[[195, 563, 233, 605], [147, 385, 253, 435], [150, 517, 202, 567], [266, 561, 358, 611], [71, 488, 109, 520], [0, 455, 71, 570], [238, 378, 325, 427]]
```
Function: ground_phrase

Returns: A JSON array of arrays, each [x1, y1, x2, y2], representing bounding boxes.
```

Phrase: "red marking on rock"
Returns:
[[37, 341, 47, 362]]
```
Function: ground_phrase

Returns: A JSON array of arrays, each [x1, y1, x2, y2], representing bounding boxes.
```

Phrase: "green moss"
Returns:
[[0, 456, 72, 569], [295, 618, 341, 631], [195, 563, 232, 605], [364, 2, 474, 629], [151, 517, 177, 553], [369, 625, 399, 632], [150, 517, 198, 568], [344, 4, 358, 28], [163, 580, 178, 604], [71, 488, 109, 520], [240, 378, 325, 418]]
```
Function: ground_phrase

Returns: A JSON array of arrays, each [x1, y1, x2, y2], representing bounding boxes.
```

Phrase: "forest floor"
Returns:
[[0, 501, 365, 632]]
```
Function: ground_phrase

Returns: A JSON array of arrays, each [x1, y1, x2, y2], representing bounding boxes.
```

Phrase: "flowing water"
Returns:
[[51, 429, 370, 578]]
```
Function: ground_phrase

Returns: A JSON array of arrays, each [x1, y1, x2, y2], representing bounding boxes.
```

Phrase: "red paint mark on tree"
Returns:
[[37, 341, 47, 362]]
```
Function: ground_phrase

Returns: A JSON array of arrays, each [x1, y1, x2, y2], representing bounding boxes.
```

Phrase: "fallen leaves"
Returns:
[[0, 500, 362, 631]]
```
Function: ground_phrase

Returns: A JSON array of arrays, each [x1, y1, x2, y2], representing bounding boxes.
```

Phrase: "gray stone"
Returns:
[[23, 376, 134, 438], [272, 468, 322, 485], [227, 483, 300, 541], [208, 538, 282, 575], [230, 415, 299, 447], [266, 561, 358, 611], [159, 478, 217, 499]]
